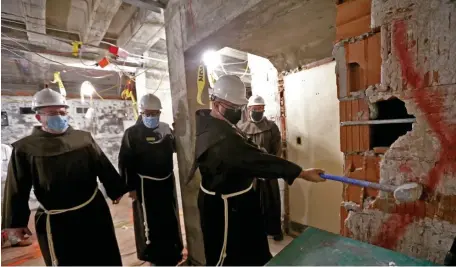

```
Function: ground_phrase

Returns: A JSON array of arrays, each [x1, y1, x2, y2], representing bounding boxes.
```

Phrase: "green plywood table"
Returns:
[[267, 227, 438, 266]]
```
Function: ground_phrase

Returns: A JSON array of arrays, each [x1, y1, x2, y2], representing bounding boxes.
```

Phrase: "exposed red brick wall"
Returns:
[[336, 1, 456, 263], [339, 99, 370, 153], [335, 0, 372, 42], [335, 0, 381, 238], [339, 33, 381, 97]]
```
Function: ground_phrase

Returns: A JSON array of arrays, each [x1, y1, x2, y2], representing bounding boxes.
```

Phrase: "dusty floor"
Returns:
[[1, 198, 292, 266]]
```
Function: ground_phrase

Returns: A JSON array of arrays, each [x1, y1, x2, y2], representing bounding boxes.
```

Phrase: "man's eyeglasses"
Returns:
[[38, 111, 68, 116], [219, 102, 245, 111], [141, 111, 161, 117]]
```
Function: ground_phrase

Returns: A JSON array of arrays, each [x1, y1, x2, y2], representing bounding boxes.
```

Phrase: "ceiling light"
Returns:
[[81, 81, 95, 96], [202, 50, 221, 68]]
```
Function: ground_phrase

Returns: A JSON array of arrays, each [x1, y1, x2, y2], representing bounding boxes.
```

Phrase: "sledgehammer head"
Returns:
[[393, 183, 423, 203]]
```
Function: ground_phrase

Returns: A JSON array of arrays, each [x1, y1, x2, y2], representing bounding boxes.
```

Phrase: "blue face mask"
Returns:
[[143, 116, 159, 129], [45, 115, 69, 133]]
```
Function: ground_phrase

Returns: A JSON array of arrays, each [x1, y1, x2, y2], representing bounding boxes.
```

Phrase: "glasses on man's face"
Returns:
[[39, 111, 68, 116], [141, 111, 161, 117], [250, 106, 265, 112]]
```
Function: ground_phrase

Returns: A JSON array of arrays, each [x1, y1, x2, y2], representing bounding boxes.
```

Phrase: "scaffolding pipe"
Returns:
[[340, 118, 416, 126]]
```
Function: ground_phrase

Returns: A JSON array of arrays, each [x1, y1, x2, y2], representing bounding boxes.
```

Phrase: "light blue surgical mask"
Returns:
[[143, 116, 159, 129], [46, 115, 69, 133]]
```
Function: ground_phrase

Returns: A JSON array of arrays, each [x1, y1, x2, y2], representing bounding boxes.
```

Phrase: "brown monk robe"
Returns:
[[238, 117, 283, 240], [119, 117, 184, 266], [1, 126, 127, 266]]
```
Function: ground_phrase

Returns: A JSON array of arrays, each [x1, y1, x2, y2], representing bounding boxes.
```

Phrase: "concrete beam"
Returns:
[[1, 2, 74, 52], [1, 82, 121, 96], [122, 0, 165, 13], [2, 45, 143, 73], [117, 9, 165, 55], [81, 0, 123, 46], [20, 0, 46, 42], [218, 47, 248, 61]]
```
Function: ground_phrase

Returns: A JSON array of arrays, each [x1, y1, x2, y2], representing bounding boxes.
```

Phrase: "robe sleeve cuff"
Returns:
[[284, 167, 302, 185]]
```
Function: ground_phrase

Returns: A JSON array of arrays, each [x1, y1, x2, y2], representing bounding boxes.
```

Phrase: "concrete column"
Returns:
[[165, 4, 210, 264]]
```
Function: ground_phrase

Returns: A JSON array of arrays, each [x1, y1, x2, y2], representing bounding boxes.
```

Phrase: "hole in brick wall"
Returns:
[[296, 137, 302, 145], [348, 63, 363, 92], [370, 98, 415, 148]]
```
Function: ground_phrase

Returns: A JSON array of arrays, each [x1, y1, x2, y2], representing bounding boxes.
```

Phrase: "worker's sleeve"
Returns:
[[270, 123, 282, 156], [1, 149, 32, 229], [118, 131, 140, 191], [444, 237, 456, 265], [218, 138, 302, 185], [91, 138, 127, 200], [170, 127, 177, 153]]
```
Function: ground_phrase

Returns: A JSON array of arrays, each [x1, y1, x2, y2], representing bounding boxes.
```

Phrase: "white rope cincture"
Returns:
[[138, 173, 173, 245], [42, 186, 99, 266], [200, 183, 253, 266]]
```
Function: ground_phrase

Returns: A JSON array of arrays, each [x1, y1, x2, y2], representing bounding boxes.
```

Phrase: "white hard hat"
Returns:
[[139, 94, 162, 111], [247, 95, 265, 107], [32, 88, 69, 111], [212, 75, 248, 105]]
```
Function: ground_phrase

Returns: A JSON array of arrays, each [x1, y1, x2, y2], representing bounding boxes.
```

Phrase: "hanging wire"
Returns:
[[240, 65, 249, 78], [1, 45, 122, 95], [1, 45, 49, 69], [221, 60, 248, 66], [99, 38, 168, 63], [1, 33, 115, 79], [150, 72, 166, 95]]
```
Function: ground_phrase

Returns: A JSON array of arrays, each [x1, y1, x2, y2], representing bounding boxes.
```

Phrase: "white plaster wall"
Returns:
[[284, 61, 344, 234]]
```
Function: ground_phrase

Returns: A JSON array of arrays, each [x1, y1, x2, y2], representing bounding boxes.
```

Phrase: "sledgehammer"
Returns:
[[320, 174, 423, 203]]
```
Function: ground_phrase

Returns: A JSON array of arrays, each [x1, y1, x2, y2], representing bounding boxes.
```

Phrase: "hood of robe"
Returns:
[[237, 118, 275, 135], [12, 126, 94, 157], [195, 109, 234, 159]]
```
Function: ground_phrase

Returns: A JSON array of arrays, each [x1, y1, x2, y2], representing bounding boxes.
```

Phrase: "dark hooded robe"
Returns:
[[118, 119, 183, 265], [195, 110, 302, 266], [445, 238, 456, 265], [237, 118, 283, 237], [1, 126, 127, 266]]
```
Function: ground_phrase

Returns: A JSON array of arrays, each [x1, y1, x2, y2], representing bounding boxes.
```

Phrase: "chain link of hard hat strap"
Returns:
[[44, 186, 99, 266]]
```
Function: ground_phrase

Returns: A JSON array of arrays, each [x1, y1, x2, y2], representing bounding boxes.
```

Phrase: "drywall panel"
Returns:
[[284, 61, 344, 234]]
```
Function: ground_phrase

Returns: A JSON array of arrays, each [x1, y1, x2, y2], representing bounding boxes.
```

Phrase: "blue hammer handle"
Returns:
[[320, 174, 396, 193]]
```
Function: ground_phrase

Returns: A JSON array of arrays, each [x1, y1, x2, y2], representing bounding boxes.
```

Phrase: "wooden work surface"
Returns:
[[267, 227, 438, 266]]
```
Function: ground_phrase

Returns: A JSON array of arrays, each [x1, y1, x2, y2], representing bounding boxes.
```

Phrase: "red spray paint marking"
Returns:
[[373, 20, 456, 249]]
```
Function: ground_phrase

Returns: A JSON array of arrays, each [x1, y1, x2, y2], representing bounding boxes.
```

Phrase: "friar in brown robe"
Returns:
[[237, 95, 284, 241], [1, 88, 127, 266]]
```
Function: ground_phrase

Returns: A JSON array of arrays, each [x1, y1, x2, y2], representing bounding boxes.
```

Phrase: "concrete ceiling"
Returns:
[[1, 0, 251, 97], [184, 0, 336, 72], [0, 0, 171, 97]]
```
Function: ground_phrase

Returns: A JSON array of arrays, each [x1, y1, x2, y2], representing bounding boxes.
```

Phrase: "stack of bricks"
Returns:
[[334, 0, 383, 238], [334, 0, 456, 263]]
